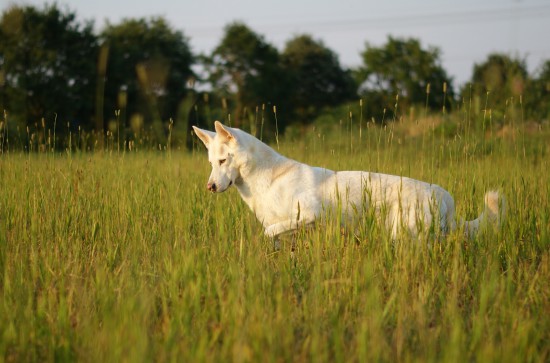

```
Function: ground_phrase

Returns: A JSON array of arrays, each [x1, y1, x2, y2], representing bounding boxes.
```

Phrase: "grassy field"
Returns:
[[0, 117, 549, 362]]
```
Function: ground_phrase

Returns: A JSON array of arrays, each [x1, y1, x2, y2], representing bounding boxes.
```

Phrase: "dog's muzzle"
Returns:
[[207, 180, 232, 193]]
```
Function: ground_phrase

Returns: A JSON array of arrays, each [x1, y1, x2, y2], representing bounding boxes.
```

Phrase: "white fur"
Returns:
[[193, 121, 504, 240]]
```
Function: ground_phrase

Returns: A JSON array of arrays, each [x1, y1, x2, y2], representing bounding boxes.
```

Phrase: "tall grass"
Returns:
[[0, 113, 549, 362]]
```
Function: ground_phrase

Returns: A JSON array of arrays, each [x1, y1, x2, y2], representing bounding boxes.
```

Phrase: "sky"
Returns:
[[3, 0, 550, 87]]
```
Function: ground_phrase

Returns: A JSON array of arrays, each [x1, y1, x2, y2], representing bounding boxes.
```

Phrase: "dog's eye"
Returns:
[[219, 159, 226, 165]]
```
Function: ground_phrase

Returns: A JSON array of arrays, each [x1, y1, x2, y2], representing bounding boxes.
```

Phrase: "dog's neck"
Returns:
[[233, 136, 291, 207], [234, 131, 287, 178]]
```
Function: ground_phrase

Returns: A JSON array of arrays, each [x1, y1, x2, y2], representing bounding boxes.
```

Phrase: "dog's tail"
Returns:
[[461, 191, 506, 237]]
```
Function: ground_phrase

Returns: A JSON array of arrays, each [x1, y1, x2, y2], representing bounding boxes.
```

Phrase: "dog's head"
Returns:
[[192, 121, 242, 193]]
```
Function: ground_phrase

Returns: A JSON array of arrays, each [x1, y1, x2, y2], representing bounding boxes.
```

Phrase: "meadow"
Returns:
[[0, 115, 549, 362]]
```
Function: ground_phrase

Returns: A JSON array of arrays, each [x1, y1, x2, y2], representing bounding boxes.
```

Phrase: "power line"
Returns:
[[281, 4, 550, 31], [186, 4, 550, 37]]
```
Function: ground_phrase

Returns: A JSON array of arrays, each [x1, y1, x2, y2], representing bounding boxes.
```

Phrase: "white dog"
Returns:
[[193, 121, 504, 240]]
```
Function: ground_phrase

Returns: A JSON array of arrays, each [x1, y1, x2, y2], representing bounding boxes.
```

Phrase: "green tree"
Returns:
[[465, 53, 528, 114], [205, 22, 287, 128], [0, 4, 98, 135], [100, 17, 194, 141], [282, 34, 356, 123], [357, 36, 454, 121], [527, 60, 550, 120]]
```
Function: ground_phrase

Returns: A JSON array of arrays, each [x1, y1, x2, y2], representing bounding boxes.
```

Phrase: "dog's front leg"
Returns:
[[265, 216, 316, 239], [265, 223, 300, 254], [272, 237, 281, 251], [265, 221, 294, 239]]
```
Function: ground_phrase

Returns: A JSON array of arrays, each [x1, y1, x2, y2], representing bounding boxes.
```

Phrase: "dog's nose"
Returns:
[[207, 182, 217, 192]]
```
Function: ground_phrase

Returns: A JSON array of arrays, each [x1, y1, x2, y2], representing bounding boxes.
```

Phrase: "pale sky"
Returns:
[[3, 0, 550, 86]]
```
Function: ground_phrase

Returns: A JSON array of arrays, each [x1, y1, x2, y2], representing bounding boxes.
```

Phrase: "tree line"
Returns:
[[1, 4, 549, 150]]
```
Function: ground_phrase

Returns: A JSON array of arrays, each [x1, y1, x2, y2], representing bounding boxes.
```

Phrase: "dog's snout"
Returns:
[[207, 182, 217, 192]]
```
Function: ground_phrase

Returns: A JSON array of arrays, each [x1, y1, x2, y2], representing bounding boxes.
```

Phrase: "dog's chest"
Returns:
[[235, 180, 289, 227]]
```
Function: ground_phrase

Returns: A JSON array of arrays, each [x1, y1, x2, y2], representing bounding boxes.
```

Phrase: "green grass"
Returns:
[[0, 118, 549, 362]]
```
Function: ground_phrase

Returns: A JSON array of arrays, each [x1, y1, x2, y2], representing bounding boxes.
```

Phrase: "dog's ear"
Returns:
[[214, 121, 236, 144], [192, 126, 215, 149]]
